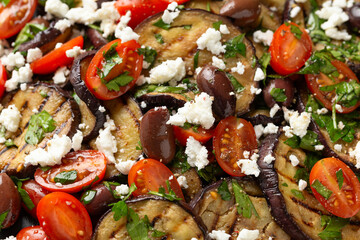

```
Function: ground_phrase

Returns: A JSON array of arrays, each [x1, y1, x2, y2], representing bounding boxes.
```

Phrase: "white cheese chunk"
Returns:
[[185, 136, 209, 170], [0, 105, 21, 132], [253, 30, 273, 46], [298, 179, 308, 191], [196, 28, 225, 55], [45, 0, 69, 18], [236, 229, 259, 240], [209, 230, 231, 240], [145, 57, 185, 85], [53, 66, 70, 84], [177, 176, 188, 189], [26, 48, 43, 63], [54, 19, 72, 32], [212, 56, 226, 69]]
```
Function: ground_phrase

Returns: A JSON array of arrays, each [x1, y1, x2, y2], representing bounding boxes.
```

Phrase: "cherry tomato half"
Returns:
[[173, 125, 214, 146], [17, 226, 49, 240], [21, 180, 50, 218], [213, 116, 258, 177], [31, 36, 84, 75], [306, 60, 360, 113], [115, 0, 190, 28], [128, 158, 184, 200], [310, 157, 360, 218], [0, 0, 37, 39], [0, 61, 6, 98], [85, 39, 143, 100], [34, 150, 106, 193], [269, 22, 312, 75], [37, 192, 92, 240]]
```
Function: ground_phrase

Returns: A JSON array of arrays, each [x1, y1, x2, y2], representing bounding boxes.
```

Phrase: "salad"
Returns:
[[1, 0, 360, 239]]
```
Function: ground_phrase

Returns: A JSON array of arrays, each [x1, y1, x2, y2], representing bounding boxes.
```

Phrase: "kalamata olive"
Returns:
[[197, 65, 236, 119], [220, 0, 261, 27], [81, 183, 117, 217], [0, 173, 21, 229], [140, 108, 176, 164], [263, 78, 295, 108], [21, 180, 49, 218], [348, 3, 360, 29], [86, 28, 108, 49]]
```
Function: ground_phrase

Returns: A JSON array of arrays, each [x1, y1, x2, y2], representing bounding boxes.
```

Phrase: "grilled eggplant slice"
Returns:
[[190, 177, 290, 239], [258, 133, 360, 239], [137, 92, 187, 113], [91, 96, 143, 179], [0, 84, 80, 177], [135, 9, 258, 115], [70, 51, 107, 141], [93, 196, 207, 240]]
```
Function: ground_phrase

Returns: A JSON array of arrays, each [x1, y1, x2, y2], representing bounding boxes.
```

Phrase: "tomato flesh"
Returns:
[[37, 192, 92, 240], [0, 61, 6, 98], [0, 0, 37, 39], [34, 150, 106, 193], [306, 60, 360, 113], [85, 39, 143, 100], [128, 158, 184, 200], [173, 125, 214, 146], [17, 226, 49, 240], [310, 157, 360, 218], [269, 22, 312, 75], [21, 180, 50, 218], [31, 36, 84, 75], [213, 117, 258, 177]]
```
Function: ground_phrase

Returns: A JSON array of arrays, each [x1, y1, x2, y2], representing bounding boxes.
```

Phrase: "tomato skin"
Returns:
[[115, 0, 190, 28], [306, 60, 360, 113], [0, 61, 6, 98], [85, 39, 143, 100], [128, 158, 184, 200], [310, 157, 360, 218], [37, 192, 92, 240], [173, 125, 214, 146], [34, 150, 106, 193], [21, 180, 50, 218], [213, 117, 258, 177], [17, 226, 49, 240], [0, 0, 37, 39], [269, 22, 312, 75], [30, 36, 84, 75]]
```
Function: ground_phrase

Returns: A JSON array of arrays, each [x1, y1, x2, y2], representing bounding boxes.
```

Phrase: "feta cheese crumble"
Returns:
[[71, 130, 83, 151], [162, 2, 180, 24], [53, 66, 70, 84], [263, 123, 279, 135], [0, 105, 21, 132], [177, 176, 188, 189], [283, 107, 311, 138], [270, 104, 280, 118], [237, 158, 260, 177], [237, 229, 259, 240], [253, 30, 273, 46], [231, 62, 245, 75], [264, 154, 275, 164], [115, 160, 136, 175], [254, 68, 265, 82], [219, 24, 230, 34], [95, 117, 117, 163], [212, 56, 226, 69], [54, 19, 72, 32], [26, 48, 43, 63], [1, 52, 25, 71], [115, 184, 129, 197], [334, 144, 342, 152], [349, 141, 360, 169], [145, 57, 185, 85], [66, 46, 85, 58], [289, 154, 300, 167], [298, 179, 307, 191], [254, 124, 264, 139], [5, 64, 33, 92], [185, 137, 209, 170], [45, 0, 69, 18], [209, 230, 231, 240], [290, 6, 301, 18], [196, 28, 225, 55]]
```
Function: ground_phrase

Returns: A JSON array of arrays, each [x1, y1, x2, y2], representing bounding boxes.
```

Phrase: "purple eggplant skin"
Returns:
[[346, 60, 360, 80], [69, 51, 107, 142], [257, 132, 312, 240], [0, 173, 21, 229], [18, 27, 60, 52], [243, 112, 283, 126], [86, 28, 108, 49], [197, 65, 236, 119], [136, 93, 186, 114]]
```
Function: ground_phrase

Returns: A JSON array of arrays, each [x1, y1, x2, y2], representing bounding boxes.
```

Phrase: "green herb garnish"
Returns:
[[155, 33, 164, 44], [312, 179, 333, 200], [81, 190, 97, 205], [54, 170, 78, 185], [232, 180, 259, 218], [14, 23, 47, 51], [270, 88, 287, 102], [137, 47, 157, 68], [224, 34, 246, 58], [11, 177, 35, 210], [318, 215, 349, 240], [218, 180, 231, 201], [153, 19, 171, 30], [149, 180, 182, 201], [194, 51, 199, 70], [213, 21, 222, 30], [0, 211, 9, 230], [226, 72, 245, 93], [104, 71, 133, 91], [336, 169, 344, 190], [25, 110, 56, 145], [291, 189, 305, 200]]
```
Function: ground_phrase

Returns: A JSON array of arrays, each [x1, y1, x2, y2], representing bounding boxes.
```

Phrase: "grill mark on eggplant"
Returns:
[[276, 171, 298, 184], [0, 147, 9, 156], [54, 100, 68, 114], [18, 143, 29, 153], [124, 105, 140, 127], [290, 196, 325, 216]]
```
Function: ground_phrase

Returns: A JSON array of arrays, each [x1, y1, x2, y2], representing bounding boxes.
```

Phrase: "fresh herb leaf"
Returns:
[[197, 163, 223, 182], [225, 72, 245, 93], [336, 169, 344, 190], [320, 80, 360, 108], [213, 21, 222, 30], [298, 50, 338, 79], [14, 23, 47, 51], [54, 170, 78, 185], [97, 43, 123, 80], [40, 91, 48, 98], [104, 71, 133, 91], [224, 34, 246, 58], [282, 183, 289, 187], [290, 24, 303, 39], [0, 0, 10, 7], [294, 168, 310, 185], [318, 215, 349, 240], [194, 51, 199, 70], [152, 229, 166, 237], [291, 189, 305, 200], [136, 141, 143, 151], [40, 166, 51, 172], [155, 33, 164, 44], [270, 88, 287, 102], [183, 25, 192, 30], [232, 180, 259, 219], [126, 208, 151, 240], [312, 179, 333, 200], [149, 180, 182, 201], [0, 211, 9, 230], [172, 147, 191, 173], [206, 1, 211, 11], [81, 190, 97, 205], [284, 135, 300, 148], [218, 180, 231, 201], [11, 177, 35, 210], [299, 130, 320, 152], [5, 139, 16, 148], [137, 47, 157, 68], [25, 110, 56, 145], [112, 200, 128, 221], [153, 19, 171, 30], [259, 52, 271, 80], [60, 0, 75, 8]]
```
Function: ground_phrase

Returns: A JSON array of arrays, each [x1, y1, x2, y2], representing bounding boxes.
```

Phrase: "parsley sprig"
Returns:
[[25, 110, 56, 145], [149, 180, 182, 201]]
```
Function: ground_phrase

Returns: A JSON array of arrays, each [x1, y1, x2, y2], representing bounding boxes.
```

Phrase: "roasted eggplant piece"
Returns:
[[258, 133, 360, 239], [185, 0, 224, 14], [86, 28, 108, 49], [283, 0, 306, 27], [135, 9, 258, 115], [0, 84, 80, 177], [0, 173, 21, 229], [93, 196, 207, 240], [191, 177, 289, 239], [243, 109, 283, 126], [137, 92, 187, 113], [171, 168, 203, 202], [70, 50, 107, 141]]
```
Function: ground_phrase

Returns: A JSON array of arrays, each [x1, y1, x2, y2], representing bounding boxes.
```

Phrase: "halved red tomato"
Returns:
[[85, 39, 143, 100], [0, 0, 37, 39], [306, 60, 360, 113], [128, 158, 184, 200], [173, 125, 214, 146], [213, 116, 258, 177], [17, 226, 49, 240], [37, 192, 92, 240], [31, 36, 84, 75], [269, 22, 312, 75], [0, 61, 6, 98], [310, 157, 360, 218], [34, 150, 106, 193], [115, 0, 190, 28], [21, 180, 50, 218]]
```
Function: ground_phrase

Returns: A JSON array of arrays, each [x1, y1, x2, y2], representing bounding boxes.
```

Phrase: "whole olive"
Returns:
[[348, 3, 360, 29], [220, 0, 261, 27], [140, 108, 176, 164], [0, 173, 21, 229], [263, 78, 295, 108], [197, 65, 236, 119]]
